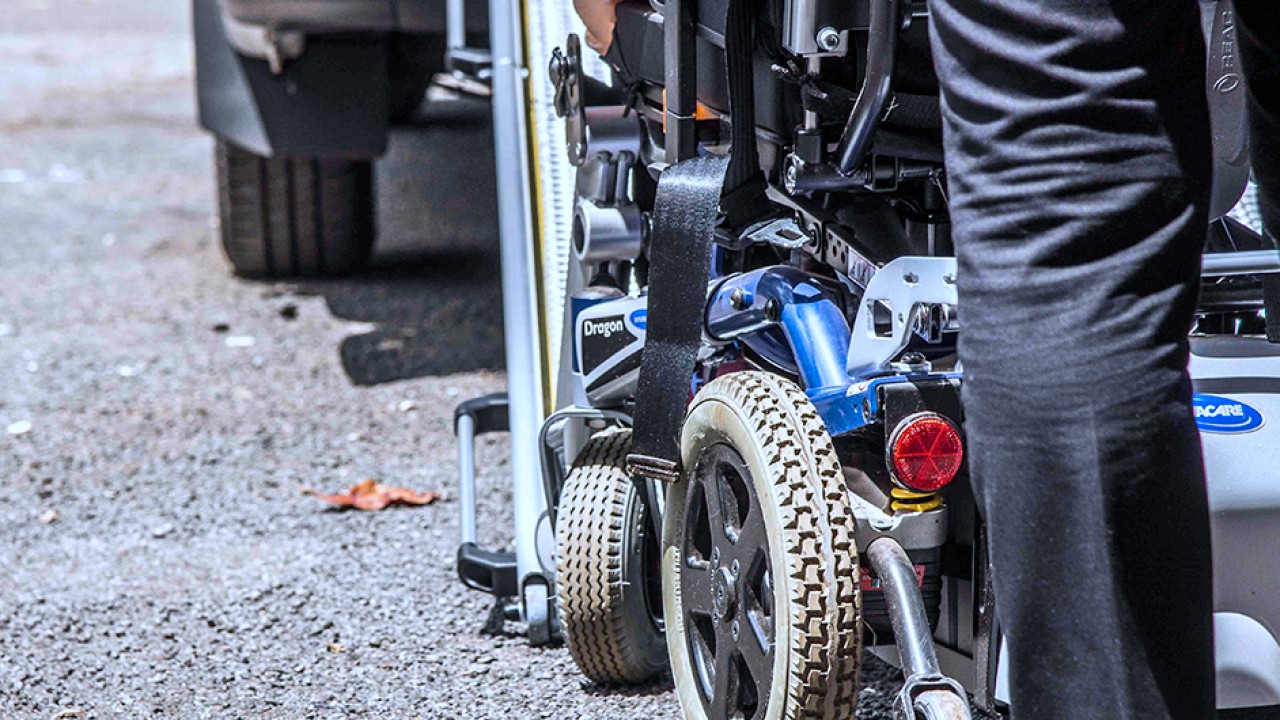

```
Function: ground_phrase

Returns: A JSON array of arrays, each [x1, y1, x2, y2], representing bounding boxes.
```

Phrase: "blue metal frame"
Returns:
[[705, 265, 960, 435]]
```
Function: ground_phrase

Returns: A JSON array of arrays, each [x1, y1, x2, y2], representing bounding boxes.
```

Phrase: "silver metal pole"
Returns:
[[488, 0, 553, 629], [1202, 250, 1280, 277], [457, 414, 478, 545], [447, 0, 466, 54], [866, 537, 942, 679]]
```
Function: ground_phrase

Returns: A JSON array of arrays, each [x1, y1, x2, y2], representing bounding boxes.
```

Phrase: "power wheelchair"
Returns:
[[477, 0, 1280, 717]]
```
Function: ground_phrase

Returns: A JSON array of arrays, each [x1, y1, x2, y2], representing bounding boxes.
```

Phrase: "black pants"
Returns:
[[928, 1, 1278, 718]]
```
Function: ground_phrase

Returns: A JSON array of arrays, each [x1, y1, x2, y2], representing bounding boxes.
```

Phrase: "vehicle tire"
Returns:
[[665, 372, 862, 720], [215, 138, 374, 278], [913, 690, 971, 720], [556, 427, 667, 684]]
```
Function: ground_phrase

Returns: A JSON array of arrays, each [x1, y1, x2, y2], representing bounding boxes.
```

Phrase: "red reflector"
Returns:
[[888, 413, 963, 493]]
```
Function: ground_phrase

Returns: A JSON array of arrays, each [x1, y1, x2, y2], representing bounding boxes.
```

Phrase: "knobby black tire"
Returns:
[[215, 138, 374, 278]]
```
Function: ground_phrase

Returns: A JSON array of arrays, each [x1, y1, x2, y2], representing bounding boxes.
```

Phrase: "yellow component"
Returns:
[[889, 487, 942, 513]]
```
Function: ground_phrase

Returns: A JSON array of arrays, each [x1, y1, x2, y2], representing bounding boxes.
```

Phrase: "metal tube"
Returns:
[[447, 0, 466, 53], [488, 0, 552, 627], [457, 414, 478, 545], [832, 0, 900, 176], [866, 537, 942, 679], [663, 0, 698, 163], [1201, 250, 1280, 276], [803, 56, 821, 131], [705, 267, 852, 394]]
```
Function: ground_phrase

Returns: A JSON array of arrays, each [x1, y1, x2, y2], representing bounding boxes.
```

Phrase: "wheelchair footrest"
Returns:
[[457, 542, 519, 597]]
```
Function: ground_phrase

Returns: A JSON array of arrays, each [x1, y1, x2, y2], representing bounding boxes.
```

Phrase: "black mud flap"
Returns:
[[193, 0, 390, 158]]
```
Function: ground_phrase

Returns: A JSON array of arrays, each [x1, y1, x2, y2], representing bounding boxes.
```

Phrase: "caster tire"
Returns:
[[215, 138, 374, 278], [665, 372, 862, 720], [914, 690, 972, 720], [556, 428, 667, 684]]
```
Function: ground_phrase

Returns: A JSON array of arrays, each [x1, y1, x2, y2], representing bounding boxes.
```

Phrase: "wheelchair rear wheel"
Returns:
[[664, 372, 862, 720]]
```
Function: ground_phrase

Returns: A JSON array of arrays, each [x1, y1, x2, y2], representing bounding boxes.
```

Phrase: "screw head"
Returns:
[[816, 27, 841, 52], [731, 620, 740, 641], [730, 558, 740, 575], [729, 287, 748, 310]]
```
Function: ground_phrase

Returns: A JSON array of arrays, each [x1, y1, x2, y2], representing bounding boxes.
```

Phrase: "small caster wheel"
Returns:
[[556, 428, 666, 683], [913, 689, 972, 720]]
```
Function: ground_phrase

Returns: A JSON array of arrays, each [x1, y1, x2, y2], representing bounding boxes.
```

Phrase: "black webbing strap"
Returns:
[[626, 0, 761, 481], [627, 155, 729, 481], [720, 0, 769, 229]]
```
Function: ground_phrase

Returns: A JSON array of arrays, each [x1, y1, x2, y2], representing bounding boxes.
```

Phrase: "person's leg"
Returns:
[[1235, 0, 1280, 238], [927, 1, 1215, 718]]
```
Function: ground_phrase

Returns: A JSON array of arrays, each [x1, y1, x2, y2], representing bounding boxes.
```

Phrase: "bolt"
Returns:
[[729, 287, 748, 310], [731, 620, 740, 641], [902, 352, 926, 366], [548, 50, 565, 83], [730, 558, 740, 575], [816, 27, 841, 52], [711, 547, 720, 565], [784, 159, 799, 194], [764, 299, 781, 323]]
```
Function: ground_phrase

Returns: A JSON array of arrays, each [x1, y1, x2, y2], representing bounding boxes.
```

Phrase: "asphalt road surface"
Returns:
[[0, 2, 906, 718]]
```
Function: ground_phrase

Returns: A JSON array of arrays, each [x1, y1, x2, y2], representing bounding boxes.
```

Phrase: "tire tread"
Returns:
[[557, 428, 665, 684], [214, 139, 373, 278], [687, 372, 862, 720]]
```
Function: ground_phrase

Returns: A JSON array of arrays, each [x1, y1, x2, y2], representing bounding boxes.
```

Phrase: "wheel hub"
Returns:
[[712, 565, 738, 621]]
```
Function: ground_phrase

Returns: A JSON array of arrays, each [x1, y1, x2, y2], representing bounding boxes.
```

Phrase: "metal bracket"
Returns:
[[446, 0, 493, 82], [847, 256, 958, 380], [549, 35, 588, 165], [746, 217, 813, 250]]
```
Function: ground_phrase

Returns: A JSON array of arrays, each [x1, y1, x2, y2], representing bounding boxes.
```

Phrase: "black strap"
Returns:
[[720, 0, 768, 229], [626, 0, 759, 481], [627, 155, 729, 481]]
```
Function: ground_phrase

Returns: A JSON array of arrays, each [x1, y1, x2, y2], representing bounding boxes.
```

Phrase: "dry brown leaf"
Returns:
[[301, 478, 441, 511]]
